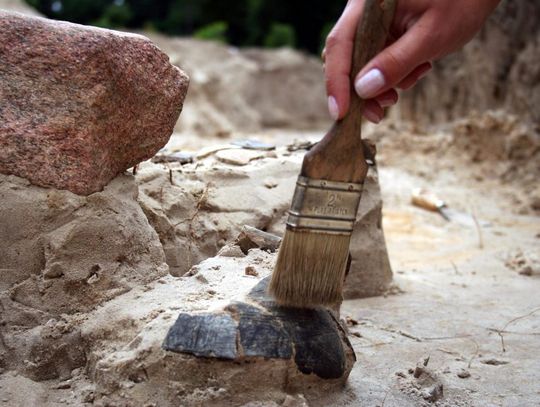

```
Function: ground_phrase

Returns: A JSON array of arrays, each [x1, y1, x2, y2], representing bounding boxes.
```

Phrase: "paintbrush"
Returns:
[[269, 0, 396, 307]]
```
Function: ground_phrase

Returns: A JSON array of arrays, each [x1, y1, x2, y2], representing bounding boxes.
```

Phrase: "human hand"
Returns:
[[323, 0, 500, 123]]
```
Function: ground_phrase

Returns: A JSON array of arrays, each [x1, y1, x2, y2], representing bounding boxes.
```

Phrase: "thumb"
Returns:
[[354, 15, 437, 99]]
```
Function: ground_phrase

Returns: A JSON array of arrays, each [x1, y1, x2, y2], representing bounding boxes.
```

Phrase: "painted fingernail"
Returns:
[[418, 65, 432, 80], [379, 95, 397, 107], [363, 108, 381, 124], [328, 96, 339, 121], [355, 68, 386, 99]]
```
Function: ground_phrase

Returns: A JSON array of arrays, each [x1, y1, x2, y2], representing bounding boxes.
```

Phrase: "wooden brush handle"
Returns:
[[302, 0, 396, 182]]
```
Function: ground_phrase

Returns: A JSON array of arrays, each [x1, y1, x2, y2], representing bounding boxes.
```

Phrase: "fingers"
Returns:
[[362, 99, 384, 124], [375, 88, 398, 107], [354, 13, 436, 99], [362, 89, 399, 123], [361, 62, 433, 123], [325, 0, 437, 123], [396, 62, 432, 90], [361, 60, 432, 123], [324, 0, 365, 120]]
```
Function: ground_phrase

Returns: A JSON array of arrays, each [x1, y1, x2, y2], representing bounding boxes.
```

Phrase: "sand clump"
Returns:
[[135, 153, 299, 277], [0, 174, 168, 381], [136, 144, 392, 298]]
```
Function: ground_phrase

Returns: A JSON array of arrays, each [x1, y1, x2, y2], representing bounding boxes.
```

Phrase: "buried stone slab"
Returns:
[[0, 11, 188, 195], [163, 277, 352, 380], [163, 312, 238, 359]]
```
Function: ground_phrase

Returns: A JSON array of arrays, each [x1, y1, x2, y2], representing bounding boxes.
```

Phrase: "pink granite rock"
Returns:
[[0, 11, 189, 195]]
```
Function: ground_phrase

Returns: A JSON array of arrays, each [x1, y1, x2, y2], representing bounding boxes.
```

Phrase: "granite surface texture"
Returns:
[[0, 11, 189, 195]]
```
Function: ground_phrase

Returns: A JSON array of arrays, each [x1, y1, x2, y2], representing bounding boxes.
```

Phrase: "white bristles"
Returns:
[[269, 229, 350, 308]]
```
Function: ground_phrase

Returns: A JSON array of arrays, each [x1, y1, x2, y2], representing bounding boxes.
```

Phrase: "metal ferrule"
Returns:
[[286, 176, 363, 235]]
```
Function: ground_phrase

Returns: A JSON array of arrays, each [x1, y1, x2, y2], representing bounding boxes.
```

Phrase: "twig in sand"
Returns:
[[380, 389, 390, 407], [355, 341, 394, 348], [450, 261, 460, 275], [378, 326, 423, 342], [471, 207, 484, 249], [494, 307, 540, 352], [420, 334, 473, 341], [379, 325, 474, 343], [436, 348, 461, 356], [486, 328, 540, 336], [171, 184, 211, 267], [398, 330, 423, 342], [467, 338, 480, 368], [163, 162, 177, 186]]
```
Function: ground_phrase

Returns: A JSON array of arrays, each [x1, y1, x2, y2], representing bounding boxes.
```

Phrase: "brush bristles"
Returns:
[[269, 229, 350, 308]]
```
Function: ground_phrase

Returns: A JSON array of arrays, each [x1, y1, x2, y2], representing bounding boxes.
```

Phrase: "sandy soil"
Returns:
[[337, 155, 540, 407], [1, 1, 539, 404], [1, 114, 539, 406]]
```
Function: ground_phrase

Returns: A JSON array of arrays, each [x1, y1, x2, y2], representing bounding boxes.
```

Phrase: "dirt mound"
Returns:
[[398, 0, 540, 126], [0, 174, 167, 380], [136, 143, 392, 298], [143, 0, 540, 135], [452, 111, 540, 213], [368, 110, 540, 214], [146, 33, 329, 137]]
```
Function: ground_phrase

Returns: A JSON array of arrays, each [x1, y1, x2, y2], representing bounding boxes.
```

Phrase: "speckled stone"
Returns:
[[0, 11, 189, 195]]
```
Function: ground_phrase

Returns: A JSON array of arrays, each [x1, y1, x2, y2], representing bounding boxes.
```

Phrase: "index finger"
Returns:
[[324, 0, 365, 119]]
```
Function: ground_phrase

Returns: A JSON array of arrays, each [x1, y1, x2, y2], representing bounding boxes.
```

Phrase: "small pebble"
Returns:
[[82, 390, 95, 403], [264, 178, 278, 188], [395, 371, 407, 378], [195, 274, 209, 284], [244, 266, 258, 277], [457, 369, 471, 379], [480, 358, 509, 366], [55, 381, 72, 389], [87, 273, 100, 284]]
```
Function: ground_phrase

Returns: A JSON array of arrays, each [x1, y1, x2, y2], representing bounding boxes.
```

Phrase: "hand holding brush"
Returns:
[[269, 0, 397, 307]]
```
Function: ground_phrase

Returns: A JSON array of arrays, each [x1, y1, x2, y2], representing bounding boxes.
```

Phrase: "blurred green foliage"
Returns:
[[24, 0, 343, 53], [194, 21, 228, 43], [264, 23, 296, 48], [93, 3, 134, 28]]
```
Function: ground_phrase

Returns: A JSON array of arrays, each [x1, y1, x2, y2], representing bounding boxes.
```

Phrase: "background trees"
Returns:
[[24, 0, 344, 54]]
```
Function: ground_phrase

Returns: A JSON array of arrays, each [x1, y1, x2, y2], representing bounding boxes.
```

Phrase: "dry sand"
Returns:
[[1, 0, 539, 405], [1, 113, 539, 406]]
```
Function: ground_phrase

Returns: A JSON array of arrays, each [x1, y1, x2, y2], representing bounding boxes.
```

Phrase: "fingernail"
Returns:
[[418, 66, 432, 80], [328, 96, 339, 121], [363, 108, 381, 124], [355, 69, 386, 99], [379, 95, 397, 108]]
